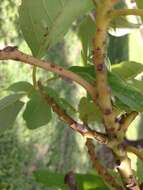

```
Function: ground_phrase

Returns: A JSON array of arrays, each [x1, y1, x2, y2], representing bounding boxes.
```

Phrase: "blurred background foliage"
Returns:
[[0, 0, 143, 189]]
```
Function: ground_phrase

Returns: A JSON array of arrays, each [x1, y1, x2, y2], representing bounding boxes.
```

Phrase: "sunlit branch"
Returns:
[[126, 145, 143, 163], [0, 46, 96, 102], [92, 0, 141, 189]]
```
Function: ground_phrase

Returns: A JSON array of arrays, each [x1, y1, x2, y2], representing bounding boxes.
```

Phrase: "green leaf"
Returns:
[[34, 170, 67, 189], [78, 97, 102, 123], [78, 16, 96, 64], [127, 79, 143, 95], [76, 173, 109, 190], [59, 98, 77, 114], [113, 98, 131, 112], [19, 0, 94, 57], [7, 81, 34, 93], [34, 170, 109, 190], [108, 73, 143, 112], [69, 66, 143, 112], [112, 61, 143, 80], [44, 86, 77, 115], [0, 94, 23, 109], [136, 0, 143, 8], [23, 91, 52, 129], [69, 65, 95, 85], [0, 94, 24, 131]]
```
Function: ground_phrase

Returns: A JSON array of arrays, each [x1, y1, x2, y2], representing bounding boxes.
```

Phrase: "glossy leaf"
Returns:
[[7, 81, 34, 93], [69, 66, 143, 112], [0, 94, 24, 131], [19, 0, 94, 57], [34, 170, 109, 190], [23, 91, 52, 129], [78, 16, 96, 64], [108, 73, 143, 112], [78, 97, 102, 123], [112, 61, 143, 80]]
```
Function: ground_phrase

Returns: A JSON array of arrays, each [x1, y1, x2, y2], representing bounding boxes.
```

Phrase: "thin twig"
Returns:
[[119, 112, 138, 131], [126, 145, 143, 163], [117, 156, 140, 190], [86, 139, 123, 190], [109, 9, 143, 18], [64, 171, 78, 190], [38, 81, 108, 144], [32, 66, 37, 89], [0, 46, 97, 102]]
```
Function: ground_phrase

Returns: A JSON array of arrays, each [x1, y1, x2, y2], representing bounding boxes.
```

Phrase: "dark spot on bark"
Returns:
[[44, 33, 48, 37], [115, 118, 123, 130], [108, 127, 115, 132], [4, 46, 17, 52], [104, 108, 112, 115], [115, 117, 120, 123], [96, 93, 99, 99], [103, 40, 106, 45], [59, 67, 63, 71], [96, 47, 101, 51], [50, 64, 55, 68], [107, 10, 112, 15], [14, 57, 20, 61], [97, 64, 105, 71], [97, 28, 102, 33], [116, 159, 121, 166]]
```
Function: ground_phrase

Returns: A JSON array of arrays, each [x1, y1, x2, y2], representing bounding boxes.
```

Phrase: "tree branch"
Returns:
[[109, 9, 143, 18], [117, 155, 140, 190], [32, 66, 37, 89], [0, 46, 96, 102], [38, 81, 108, 144], [119, 111, 138, 132], [64, 171, 78, 190], [92, 1, 141, 189], [124, 138, 143, 149], [92, 0, 119, 134], [86, 139, 123, 190], [126, 145, 143, 163]]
